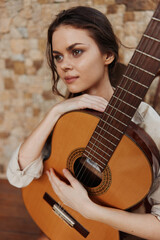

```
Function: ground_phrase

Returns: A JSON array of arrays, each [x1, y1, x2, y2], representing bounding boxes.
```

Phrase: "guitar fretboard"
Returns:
[[83, 3, 160, 172]]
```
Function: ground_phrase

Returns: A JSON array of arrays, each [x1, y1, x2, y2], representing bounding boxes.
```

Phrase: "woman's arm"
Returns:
[[47, 168, 160, 240], [18, 94, 108, 169], [89, 201, 160, 240]]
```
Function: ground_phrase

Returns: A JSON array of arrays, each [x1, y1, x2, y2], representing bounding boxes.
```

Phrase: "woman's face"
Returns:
[[52, 25, 113, 95]]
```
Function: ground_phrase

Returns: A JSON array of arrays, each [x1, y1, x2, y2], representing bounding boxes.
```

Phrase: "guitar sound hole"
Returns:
[[73, 157, 102, 188]]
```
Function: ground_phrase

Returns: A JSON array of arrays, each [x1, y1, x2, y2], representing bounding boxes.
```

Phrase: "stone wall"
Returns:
[[0, 0, 160, 178]]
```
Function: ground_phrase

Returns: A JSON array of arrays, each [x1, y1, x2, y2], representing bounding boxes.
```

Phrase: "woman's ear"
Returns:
[[104, 53, 115, 65]]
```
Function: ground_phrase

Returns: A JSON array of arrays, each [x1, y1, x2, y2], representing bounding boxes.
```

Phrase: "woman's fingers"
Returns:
[[62, 169, 81, 188], [46, 169, 64, 195], [46, 168, 91, 215], [75, 94, 108, 112], [47, 168, 79, 189], [53, 94, 108, 121]]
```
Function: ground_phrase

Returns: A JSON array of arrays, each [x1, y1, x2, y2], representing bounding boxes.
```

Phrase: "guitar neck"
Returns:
[[83, 3, 160, 170]]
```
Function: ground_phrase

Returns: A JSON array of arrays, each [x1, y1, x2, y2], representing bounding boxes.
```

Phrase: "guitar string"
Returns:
[[83, 18, 160, 188], [74, 14, 160, 188], [71, 5, 160, 184], [81, 17, 160, 188], [75, 15, 160, 187], [84, 14, 160, 164]]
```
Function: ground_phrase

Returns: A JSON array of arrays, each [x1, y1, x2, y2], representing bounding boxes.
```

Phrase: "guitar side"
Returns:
[[22, 110, 153, 240]]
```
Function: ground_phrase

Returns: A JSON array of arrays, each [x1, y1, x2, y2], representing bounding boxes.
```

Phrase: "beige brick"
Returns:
[[0, 113, 4, 124], [39, 38, 47, 53], [13, 61, 25, 75], [107, 4, 117, 14], [104, 0, 115, 4], [24, 92, 32, 99], [0, 164, 5, 174], [0, 18, 11, 33], [93, 0, 105, 4], [20, 7, 32, 19], [25, 66, 36, 75], [4, 78, 14, 89], [29, 50, 43, 61], [28, 21, 42, 38], [116, 0, 158, 11], [23, 0, 32, 7], [12, 15, 27, 27], [10, 39, 29, 54], [124, 11, 134, 22], [42, 90, 55, 100], [33, 60, 43, 70], [0, 132, 10, 138], [38, 0, 50, 4], [33, 107, 41, 117], [5, 59, 14, 69]]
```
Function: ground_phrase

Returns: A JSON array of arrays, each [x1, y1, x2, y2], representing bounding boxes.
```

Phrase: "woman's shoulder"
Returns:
[[133, 102, 160, 151], [137, 102, 160, 120]]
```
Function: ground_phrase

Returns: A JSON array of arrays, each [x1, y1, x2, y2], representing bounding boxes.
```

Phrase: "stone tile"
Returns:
[[107, 4, 117, 14], [93, 0, 105, 4], [124, 11, 134, 22], [13, 61, 25, 75], [33, 60, 43, 70], [5, 59, 14, 69], [10, 39, 29, 54], [0, 132, 10, 138], [4, 78, 14, 89], [0, 18, 11, 33]]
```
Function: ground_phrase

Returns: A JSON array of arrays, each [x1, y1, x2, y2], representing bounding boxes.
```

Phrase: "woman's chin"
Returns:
[[68, 87, 82, 94]]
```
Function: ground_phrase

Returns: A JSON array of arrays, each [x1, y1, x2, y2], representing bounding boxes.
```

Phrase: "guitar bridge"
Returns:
[[53, 203, 75, 227], [43, 192, 89, 238]]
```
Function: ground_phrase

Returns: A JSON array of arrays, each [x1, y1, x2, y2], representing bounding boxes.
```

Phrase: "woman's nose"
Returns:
[[60, 58, 73, 71]]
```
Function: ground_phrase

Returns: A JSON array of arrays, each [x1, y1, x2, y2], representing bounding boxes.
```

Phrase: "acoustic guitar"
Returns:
[[22, 3, 160, 240]]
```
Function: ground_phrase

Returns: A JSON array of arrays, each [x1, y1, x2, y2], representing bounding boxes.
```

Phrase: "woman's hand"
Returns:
[[46, 169, 160, 240], [53, 94, 108, 119], [46, 168, 94, 218]]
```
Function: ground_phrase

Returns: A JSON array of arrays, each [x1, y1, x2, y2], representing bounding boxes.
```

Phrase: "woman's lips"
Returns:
[[64, 76, 79, 84]]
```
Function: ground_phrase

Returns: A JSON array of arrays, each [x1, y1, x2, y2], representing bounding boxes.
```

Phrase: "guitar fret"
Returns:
[[113, 95, 137, 110], [152, 16, 160, 22], [143, 34, 160, 43], [83, 151, 107, 168], [87, 144, 110, 159], [100, 118, 123, 134], [89, 141, 111, 158], [92, 135, 116, 149], [136, 49, 160, 62], [96, 126, 120, 141], [129, 63, 155, 76], [123, 74, 148, 89], [117, 85, 142, 100], [103, 111, 128, 127], [95, 127, 119, 142], [108, 103, 132, 119]]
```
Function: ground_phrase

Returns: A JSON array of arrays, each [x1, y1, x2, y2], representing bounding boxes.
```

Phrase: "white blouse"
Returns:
[[7, 102, 160, 220]]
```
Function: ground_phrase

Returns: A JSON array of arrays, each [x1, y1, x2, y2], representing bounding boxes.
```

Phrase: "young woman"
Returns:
[[7, 6, 160, 240]]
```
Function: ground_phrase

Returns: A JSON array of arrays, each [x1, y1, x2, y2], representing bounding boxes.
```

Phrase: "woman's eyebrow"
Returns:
[[66, 43, 86, 51], [52, 43, 87, 54]]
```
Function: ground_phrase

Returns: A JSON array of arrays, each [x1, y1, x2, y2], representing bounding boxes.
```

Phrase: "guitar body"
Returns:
[[22, 111, 153, 240]]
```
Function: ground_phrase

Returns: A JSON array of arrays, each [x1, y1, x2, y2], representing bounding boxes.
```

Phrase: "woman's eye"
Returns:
[[72, 49, 83, 56], [54, 55, 63, 62]]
